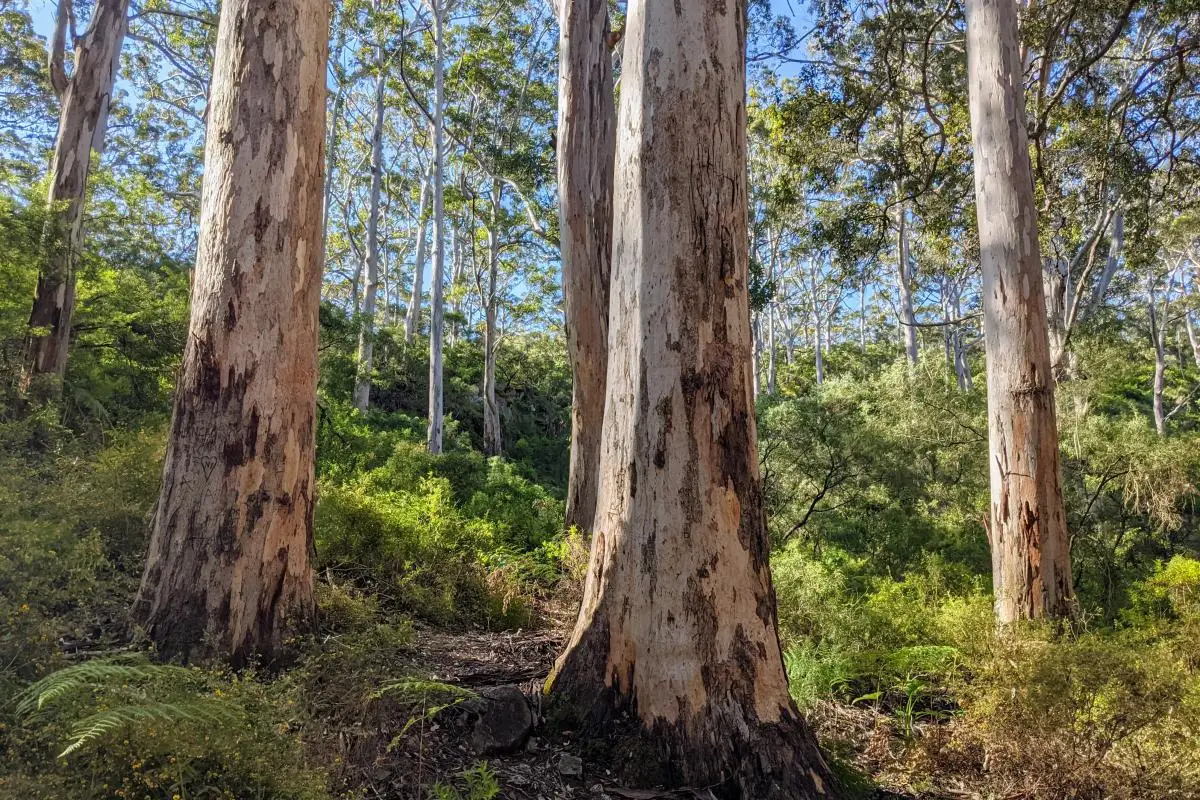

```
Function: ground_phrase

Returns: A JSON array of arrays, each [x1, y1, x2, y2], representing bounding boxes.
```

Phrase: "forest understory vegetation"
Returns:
[[2, 304, 1198, 798], [5, 0, 1200, 797]]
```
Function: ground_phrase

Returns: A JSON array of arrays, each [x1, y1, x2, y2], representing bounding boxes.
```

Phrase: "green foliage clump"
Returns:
[[316, 473, 548, 629], [1, 656, 331, 800], [933, 619, 1200, 798], [773, 544, 991, 709], [0, 425, 165, 686]]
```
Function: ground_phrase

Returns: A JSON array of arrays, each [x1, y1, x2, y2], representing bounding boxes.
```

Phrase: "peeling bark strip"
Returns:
[[23, 0, 129, 393], [557, 0, 616, 533], [549, 2, 834, 796], [966, 0, 1075, 625], [133, 0, 329, 665]]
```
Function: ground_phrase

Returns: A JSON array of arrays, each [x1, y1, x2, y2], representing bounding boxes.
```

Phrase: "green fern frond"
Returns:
[[369, 678, 476, 702], [58, 698, 244, 758], [15, 656, 195, 718], [375, 679, 478, 750]]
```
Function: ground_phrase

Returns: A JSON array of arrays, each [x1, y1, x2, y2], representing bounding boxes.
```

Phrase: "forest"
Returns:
[[1, 0, 1199, 798]]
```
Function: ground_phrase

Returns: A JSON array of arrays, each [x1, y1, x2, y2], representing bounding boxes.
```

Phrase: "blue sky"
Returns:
[[28, 0, 814, 51]]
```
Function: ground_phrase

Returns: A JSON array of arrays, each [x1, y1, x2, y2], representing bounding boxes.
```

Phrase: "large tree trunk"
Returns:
[[405, 161, 433, 341], [354, 40, 387, 413], [966, 0, 1074, 625], [133, 0, 327, 665], [426, 0, 448, 453], [23, 0, 129, 395], [548, 2, 835, 795], [558, 0, 616, 533]]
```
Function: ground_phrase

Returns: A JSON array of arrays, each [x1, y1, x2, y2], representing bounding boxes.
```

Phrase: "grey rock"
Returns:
[[468, 685, 533, 755], [557, 753, 584, 777]]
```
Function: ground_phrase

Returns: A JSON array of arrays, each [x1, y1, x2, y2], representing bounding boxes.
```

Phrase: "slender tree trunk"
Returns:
[[751, 307, 760, 397], [134, 0, 328, 665], [813, 310, 825, 385], [482, 184, 503, 456], [896, 196, 919, 365], [966, 0, 1074, 625], [1152, 328, 1168, 436], [549, 2, 835, 794], [940, 279, 955, 374], [949, 278, 973, 392], [1043, 256, 1070, 371], [859, 277, 868, 351], [1148, 269, 1177, 437], [1087, 205, 1123, 319], [405, 161, 433, 341], [1186, 311, 1200, 369], [426, 0, 448, 453], [350, 261, 363, 312], [557, 0, 616, 532], [322, 21, 347, 259], [767, 304, 777, 395], [22, 0, 129, 396], [354, 39, 387, 413]]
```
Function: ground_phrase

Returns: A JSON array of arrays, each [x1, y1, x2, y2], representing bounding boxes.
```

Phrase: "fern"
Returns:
[[431, 762, 501, 800], [14, 656, 195, 717], [372, 678, 478, 745], [369, 678, 477, 703], [59, 698, 244, 757]]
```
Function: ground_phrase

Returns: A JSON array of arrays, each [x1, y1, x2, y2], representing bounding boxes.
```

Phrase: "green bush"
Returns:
[[0, 657, 331, 800], [773, 544, 991, 708], [315, 476, 535, 629], [933, 622, 1200, 798]]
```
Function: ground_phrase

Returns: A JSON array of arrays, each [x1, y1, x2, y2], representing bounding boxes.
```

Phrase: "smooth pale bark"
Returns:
[[896, 197, 919, 365], [966, 0, 1074, 625], [549, 2, 834, 794], [482, 183, 502, 456], [765, 231, 779, 395], [1147, 268, 1179, 437], [1044, 205, 1118, 373], [752, 315, 762, 398], [426, 0, 448, 453], [133, 0, 327, 665], [1086, 206, 1124, 321], [859, 277, 868, 351], [557, 0, 616, 533], [354, 43, 387, 413], [23, 0, 129, 394], [942, 275, 973, 392], [1186, 312, 1200, 369], [405, 161, 433, 341], [767, 304, 778, 395], [321, 22, 347, 259]]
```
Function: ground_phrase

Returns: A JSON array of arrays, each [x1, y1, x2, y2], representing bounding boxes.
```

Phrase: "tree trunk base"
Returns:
[[547, 671, 836, 799]]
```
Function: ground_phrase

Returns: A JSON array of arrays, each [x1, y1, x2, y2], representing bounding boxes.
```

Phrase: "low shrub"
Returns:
[[0, 657, 331, 800], [315, 476, 538, 629]]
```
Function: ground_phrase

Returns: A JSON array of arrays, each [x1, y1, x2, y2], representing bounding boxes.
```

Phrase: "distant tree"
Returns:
[[134, 0, 329, 664], [23, 0, 130, 396]]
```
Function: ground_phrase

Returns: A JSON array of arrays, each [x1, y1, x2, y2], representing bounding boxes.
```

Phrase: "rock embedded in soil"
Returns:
[[468, 685, 533, 755], [557, 752, 584, 777]]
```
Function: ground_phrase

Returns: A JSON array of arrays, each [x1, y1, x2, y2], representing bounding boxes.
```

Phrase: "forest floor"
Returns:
[[372, 621, 923, 800]]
